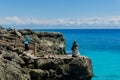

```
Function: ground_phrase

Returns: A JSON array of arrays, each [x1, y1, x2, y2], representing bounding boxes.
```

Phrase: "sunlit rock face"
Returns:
[[0, 27, 93, 80]]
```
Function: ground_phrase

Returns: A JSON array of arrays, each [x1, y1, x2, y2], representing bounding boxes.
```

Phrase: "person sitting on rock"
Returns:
[[71, 40, 80, 57], [24, 35, 31, 51]]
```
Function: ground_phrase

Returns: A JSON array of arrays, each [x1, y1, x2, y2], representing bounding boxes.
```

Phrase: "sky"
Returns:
[[0, 0, 120, 29]]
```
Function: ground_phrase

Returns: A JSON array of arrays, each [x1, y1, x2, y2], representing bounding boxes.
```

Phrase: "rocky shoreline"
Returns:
[[0, 26, 93, 80]]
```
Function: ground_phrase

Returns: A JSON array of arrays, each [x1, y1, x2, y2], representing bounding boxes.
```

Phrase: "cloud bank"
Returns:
[[1, 16, 120, 27]]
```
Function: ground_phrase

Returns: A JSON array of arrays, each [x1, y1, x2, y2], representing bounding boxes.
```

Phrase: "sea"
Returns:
[[34, 29, 120, 80]]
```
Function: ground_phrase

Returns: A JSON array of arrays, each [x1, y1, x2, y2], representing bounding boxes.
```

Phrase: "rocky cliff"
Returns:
[[0, 27, 93, 80], [0, 27, 66, 56]]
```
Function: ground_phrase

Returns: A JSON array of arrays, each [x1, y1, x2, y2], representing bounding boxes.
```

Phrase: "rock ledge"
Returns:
[[0, 27, 93, 80]]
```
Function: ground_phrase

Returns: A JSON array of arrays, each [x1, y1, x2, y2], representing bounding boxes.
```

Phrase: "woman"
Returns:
[[24, 35, 31, 51], [71, 40, 80, 57]]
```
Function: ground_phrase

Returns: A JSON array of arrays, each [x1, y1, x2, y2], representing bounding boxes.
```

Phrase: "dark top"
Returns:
[[71, 41, 79, 51]]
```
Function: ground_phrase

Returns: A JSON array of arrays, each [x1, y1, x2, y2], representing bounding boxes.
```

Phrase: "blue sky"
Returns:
[[0, 0, 120, 29]]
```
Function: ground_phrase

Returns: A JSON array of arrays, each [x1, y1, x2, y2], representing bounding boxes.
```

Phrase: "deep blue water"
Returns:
[[34, 29, 120, 80]]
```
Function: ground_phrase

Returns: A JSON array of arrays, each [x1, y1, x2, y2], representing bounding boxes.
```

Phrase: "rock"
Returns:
[[1, 51, 25, 65], [72, 53, 80, 57], [30, 69, 49, 80], [18, 29, 34, 35], [67, 57, 93, 80], [0, 27, 93, 80], [33, 56, 93, 80], [0, 45, 11, 52], [14, 29, 24, 39], [21, 54, 34, 64], [0, 28, 66, 55], [0, 59, 28, 80], [36, 32, 66, 56], [15, 29, 22, 37], [0, 26, 8, 34]]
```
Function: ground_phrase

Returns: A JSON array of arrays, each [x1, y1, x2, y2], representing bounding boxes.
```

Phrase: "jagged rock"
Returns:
[[1, 51, 25, 65], [31, 56, 93, 80], [20, 53, 35, 67], [30, 69, 49, 80], [0, 27, 93, 80], [35, 32, 66, 56], [15, 29, 22, 37], [0, 28, 66, 55], [0, 26, 7, 34], [0, 44, 11, 52], [0, 59, 28, 80], [19, 29, 34, 35]]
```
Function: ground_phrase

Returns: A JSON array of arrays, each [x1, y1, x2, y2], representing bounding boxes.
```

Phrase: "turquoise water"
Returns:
[[34, 29, 120, 80]]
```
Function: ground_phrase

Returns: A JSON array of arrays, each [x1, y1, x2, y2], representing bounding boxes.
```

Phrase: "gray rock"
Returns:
[[0, 59, 28, 80], [33, 56, 93, 80], [0, 27, 93, 80], [1, 51, 25, 65], [0, 28, 66, 55]]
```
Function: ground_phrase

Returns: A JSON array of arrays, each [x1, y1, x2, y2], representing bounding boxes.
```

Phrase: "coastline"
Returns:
[[0, 27, 93, 80]]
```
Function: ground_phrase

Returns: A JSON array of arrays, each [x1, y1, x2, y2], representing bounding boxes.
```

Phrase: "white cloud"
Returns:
[[1, 16, 120, 26], [3, 16, 58, 25], [5, 16, 21, 24], [57, 16, 120, 26]]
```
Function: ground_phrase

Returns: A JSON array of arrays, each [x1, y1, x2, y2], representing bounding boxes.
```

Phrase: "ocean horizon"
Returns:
[[33, 29, 120, 80]]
